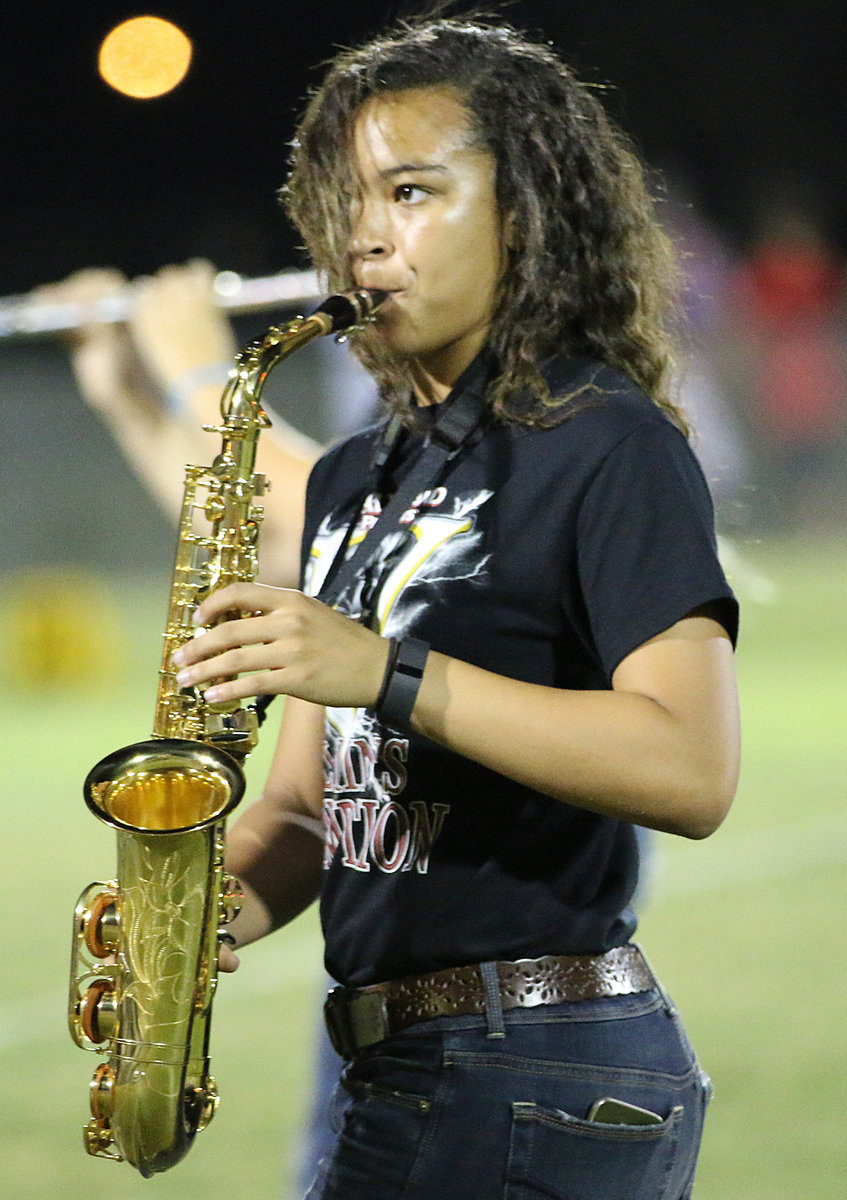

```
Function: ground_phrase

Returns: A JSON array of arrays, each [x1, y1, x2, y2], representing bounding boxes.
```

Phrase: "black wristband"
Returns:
[[376, 636, 430, 732], [374, 637, 400, 713]]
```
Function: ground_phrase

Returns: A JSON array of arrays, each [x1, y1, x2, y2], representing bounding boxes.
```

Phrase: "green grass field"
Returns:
[[2, 533, 845, 1199]]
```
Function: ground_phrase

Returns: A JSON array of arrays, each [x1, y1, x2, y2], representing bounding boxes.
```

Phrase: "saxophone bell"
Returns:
[[68, 740, 245, 1175], [83, 739, 244, 834]]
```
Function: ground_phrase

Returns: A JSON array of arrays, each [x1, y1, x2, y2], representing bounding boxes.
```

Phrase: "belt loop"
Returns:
[[630, 943, 675, 1017], [479, 961, 506, 1039], [656, 977, 677, 1018]]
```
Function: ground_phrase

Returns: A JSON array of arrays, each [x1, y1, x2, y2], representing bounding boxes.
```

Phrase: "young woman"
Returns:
[[171, 19, 740, 1200]]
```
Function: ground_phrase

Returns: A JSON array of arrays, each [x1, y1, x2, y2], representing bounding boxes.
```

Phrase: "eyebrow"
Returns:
[[378, 162, 449, 179]]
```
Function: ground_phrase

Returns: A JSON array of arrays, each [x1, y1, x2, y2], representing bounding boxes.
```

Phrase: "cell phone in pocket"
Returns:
[[587, 1097, 663, 1125]]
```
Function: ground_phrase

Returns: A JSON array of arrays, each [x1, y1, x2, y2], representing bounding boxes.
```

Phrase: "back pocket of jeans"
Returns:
[[503, 1100, 683, 1200]]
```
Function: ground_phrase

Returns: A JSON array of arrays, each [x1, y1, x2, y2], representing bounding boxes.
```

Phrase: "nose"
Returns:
[[350, 198, 393, 260]]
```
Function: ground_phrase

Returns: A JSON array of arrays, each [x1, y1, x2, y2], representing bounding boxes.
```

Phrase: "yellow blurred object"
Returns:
[[98, 17, 192, 100], [0, 568, 122, 691]]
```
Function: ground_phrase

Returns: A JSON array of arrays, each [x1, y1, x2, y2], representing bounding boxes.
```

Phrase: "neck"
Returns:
[[410, 362, 451, 407], [409, 330, 490, 407]]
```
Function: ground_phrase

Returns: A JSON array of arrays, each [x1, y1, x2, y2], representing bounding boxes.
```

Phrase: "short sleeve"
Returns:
[[576, 420, 738, 678]]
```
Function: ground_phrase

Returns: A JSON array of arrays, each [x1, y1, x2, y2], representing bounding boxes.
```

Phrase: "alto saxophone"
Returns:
[[67, 287, 386, 1176]]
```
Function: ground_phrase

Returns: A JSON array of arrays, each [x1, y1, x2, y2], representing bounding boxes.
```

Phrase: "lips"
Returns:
[[355, 279, 407, 298]]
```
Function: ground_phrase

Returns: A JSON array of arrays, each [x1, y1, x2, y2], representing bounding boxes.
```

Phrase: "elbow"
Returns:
[[678, 803, 729, 841], [670, 721, 741, 840], [673, 768, 738, 841]]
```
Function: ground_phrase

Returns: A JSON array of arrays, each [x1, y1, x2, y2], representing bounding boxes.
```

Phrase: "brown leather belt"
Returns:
[[324, 945, 657, 1059]]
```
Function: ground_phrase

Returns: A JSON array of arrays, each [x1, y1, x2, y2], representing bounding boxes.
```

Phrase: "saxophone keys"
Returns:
[[187, 1077, 220, 1132], [84, 1068, 123, 1162], [79, 979, 119, 1045], [82, 889, 120, 959], [89, 1063, 116, 1120], [83, 1117, 122, 1161], [204, 493, 227, 524], [241, 518, 260, 545], [219, 874, 244, 924]]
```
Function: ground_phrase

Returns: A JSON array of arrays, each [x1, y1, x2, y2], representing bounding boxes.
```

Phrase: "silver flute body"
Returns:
[[0, 268, 322, 339]]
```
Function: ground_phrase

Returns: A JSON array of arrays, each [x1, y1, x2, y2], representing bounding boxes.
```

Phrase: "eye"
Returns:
[[393, 182, 428, 204]]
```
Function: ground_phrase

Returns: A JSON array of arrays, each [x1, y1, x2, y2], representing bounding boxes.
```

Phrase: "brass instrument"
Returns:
[[67, 287, 386, 1176]]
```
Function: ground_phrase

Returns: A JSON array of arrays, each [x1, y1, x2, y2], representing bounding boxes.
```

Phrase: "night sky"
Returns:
[[2, 0, 846, 298]]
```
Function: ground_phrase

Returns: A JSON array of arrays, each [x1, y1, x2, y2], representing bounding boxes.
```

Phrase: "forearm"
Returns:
[[253, 431, 318, 588], [173, 594, 739, 841], [94, 400, 204, 520], [224, 794, 324, 949], [411, 634, 739, 839]]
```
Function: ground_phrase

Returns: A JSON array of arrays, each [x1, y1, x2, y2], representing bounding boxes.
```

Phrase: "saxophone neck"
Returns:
[[225, 287, 387, 416], [228, 309, 332, 413]]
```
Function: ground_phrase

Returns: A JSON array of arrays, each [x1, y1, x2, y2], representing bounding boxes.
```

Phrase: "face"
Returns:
[[349, 86, 508, 399]]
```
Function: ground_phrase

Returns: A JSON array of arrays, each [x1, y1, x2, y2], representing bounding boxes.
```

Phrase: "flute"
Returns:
[[0, 268, 322, 340]]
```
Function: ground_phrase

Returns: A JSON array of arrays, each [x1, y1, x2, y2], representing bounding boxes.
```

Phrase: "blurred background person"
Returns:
[[660, 177, 753, 533], [33, 261, 321, 586], [728, 191, 847, 529]]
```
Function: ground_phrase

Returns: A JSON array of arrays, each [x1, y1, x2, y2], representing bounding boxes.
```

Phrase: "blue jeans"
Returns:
[[305, 984, 712, 1200]]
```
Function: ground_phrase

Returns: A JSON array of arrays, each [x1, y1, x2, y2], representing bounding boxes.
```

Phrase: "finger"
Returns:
[[193, 583, 288, 626], [173, 613, 277, 669], [217, 941, 240, 973], [202, 671, 285, 704], [32, 268, 127, 305], [184, 258, 217, 284], [172, 625, 220, 670], [175, 642, 283, 687]]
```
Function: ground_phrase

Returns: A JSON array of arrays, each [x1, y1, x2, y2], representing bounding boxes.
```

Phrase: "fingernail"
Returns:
[[171, 648, 185, 666], [175, 669, 191, 685], [204, 685, 222, 701]]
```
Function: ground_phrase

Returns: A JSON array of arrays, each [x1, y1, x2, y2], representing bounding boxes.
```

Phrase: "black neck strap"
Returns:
[[255, 364, 490, 726], [316, 375, 489, 607]]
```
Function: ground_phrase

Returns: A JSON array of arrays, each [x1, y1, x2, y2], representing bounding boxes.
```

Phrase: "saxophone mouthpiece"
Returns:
[[313, 288, 389, 332]]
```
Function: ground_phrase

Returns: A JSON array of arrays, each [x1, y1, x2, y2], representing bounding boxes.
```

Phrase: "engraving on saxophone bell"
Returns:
[[68, 288, 387, 1176]]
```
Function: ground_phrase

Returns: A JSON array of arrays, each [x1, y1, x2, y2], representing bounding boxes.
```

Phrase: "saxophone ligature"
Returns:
[[67, 287, 386, 1176]]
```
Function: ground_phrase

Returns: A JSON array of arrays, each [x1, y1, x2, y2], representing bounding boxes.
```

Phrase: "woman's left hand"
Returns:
[[170, 583, 391, 708]]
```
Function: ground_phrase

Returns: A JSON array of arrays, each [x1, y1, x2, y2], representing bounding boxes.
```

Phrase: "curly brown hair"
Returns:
[[284, 18, 687, 432]]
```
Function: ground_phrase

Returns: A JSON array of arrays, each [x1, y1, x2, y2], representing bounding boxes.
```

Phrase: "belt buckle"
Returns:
[[324, 986, 390, 1059]]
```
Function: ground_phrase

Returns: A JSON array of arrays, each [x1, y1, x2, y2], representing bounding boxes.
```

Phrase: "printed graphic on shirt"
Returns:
[[323, 705, 451, 874], [304, 486, 493, 634], [306, 486, 492, 875]]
